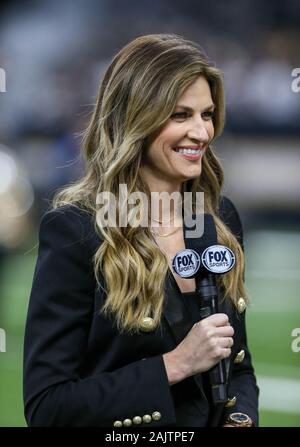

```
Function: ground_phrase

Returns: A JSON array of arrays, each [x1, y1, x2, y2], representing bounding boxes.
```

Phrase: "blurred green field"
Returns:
[[0, 229, 299, 426]]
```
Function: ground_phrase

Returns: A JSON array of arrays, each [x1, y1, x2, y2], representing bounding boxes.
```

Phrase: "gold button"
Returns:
[[234, 349, 245, 364], [225, 396, 237, 408], [139, 317, 155, 332], [123, 418, 132, 427], [113, 420, 123, 427], [237, 297, 246, 313], [152, 411, 161, 421], [133, 416, 142, 425], [143, 414, 152, 423]]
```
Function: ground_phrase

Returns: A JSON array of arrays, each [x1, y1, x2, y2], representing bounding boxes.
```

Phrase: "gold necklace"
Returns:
[[151, 215, 175, 225], [151, 226, 182, 237]]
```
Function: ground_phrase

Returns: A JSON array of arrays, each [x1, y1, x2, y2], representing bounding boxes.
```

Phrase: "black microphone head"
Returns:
[[184, 213, 217, 253]]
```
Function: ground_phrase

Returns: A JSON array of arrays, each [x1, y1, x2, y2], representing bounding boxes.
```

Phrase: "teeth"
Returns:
[[177, 148, 201, 155]]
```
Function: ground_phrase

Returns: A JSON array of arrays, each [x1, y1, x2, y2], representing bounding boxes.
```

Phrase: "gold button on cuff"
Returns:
[[225, 396, 237, 408], [139, 317, 155, 332], [113, 420, 123, 427], [152, 411, 161, 421], [234, 349, 245, 364], [237, 297, 247, 313], [133, 416, 142, 425], [143, 414, 152, 423], [123, 418, 132, 427]]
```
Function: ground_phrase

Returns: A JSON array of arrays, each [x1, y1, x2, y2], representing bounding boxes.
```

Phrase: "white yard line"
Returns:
[[258, 375, 300, 414], [247, 271, 300, 282], [247, 299, 299, 313], [256, 363, 300, 379]]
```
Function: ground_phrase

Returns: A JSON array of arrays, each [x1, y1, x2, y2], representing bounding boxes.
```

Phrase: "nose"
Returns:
[[187, 117, 210, 144]]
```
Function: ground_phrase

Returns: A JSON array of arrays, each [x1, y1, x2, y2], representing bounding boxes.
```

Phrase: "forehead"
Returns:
[[176, 76, 213, 107]]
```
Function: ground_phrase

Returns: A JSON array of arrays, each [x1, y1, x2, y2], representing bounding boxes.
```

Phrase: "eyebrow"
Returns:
[[175, 104, 215, 112]]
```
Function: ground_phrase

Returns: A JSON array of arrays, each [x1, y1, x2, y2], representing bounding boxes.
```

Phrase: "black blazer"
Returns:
[[23, 196, 259, 427]]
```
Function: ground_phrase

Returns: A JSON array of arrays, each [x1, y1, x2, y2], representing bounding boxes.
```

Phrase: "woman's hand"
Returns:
[[163, 313, 234, 385]]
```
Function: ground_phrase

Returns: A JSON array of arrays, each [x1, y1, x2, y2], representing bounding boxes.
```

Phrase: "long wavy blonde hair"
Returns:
[[53, 33, 248, 333]]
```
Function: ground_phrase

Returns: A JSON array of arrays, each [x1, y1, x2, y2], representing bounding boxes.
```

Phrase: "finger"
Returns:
[[220, 347, 231, 359], [215, 325, 234, 337], [206, 313, 229, 327], [219, 337, 234, 348]]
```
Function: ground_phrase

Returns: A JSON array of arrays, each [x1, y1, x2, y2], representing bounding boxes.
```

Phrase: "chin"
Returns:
[[182, 169, 202, 181]]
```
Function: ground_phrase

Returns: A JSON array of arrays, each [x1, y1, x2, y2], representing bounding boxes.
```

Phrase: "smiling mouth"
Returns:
[[172, 147, 204, 158], [173, 147, 202, 155]]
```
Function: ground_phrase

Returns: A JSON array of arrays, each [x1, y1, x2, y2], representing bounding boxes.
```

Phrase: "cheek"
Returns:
[[208, 122, 215, 140], [148, 136, 172, 159], [159, 123, 182, 145], [146, 137, 166, 164], [146, 123, 183, 160]]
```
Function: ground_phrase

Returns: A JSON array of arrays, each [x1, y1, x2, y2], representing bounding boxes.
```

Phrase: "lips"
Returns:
[[173, 145, 203, 152], [172, 146, 203, 153], [172, 146, 204, 160]]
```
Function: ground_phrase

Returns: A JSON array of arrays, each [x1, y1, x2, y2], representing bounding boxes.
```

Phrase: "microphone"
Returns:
[[171, 214, 235, 404]]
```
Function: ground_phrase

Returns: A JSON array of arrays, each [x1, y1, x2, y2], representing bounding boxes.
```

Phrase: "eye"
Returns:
[[170, 112, 189, 120], [202, 110, 215, 120]]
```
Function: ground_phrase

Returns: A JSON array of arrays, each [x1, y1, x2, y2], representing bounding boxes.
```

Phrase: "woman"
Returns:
[[23, 34, 259, 427]]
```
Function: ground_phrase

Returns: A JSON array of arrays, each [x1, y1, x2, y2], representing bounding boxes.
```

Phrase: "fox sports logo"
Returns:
[[202, 245, 235, 273], [172, 249, 201, 278]]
